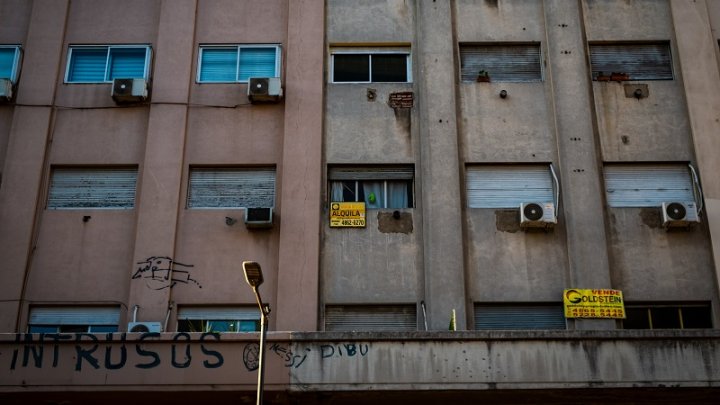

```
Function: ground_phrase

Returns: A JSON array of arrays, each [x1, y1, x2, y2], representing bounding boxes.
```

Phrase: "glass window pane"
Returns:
[[68, 48, 108, 82], [371, 54, 407, 82], [59, 325, 90, 333], [199, 48, 238, 82], [387, 180, 411, 208], [682, 306, 712, 329], [333, 54, 369, 82], [362, 181, 385, 208], [90, 325, 119, 333], [650, 307, 681, 329], [623, 308, 650, 329], [29, 325, 59, 333], [108, 48, 146, 80], [239, 320, 260, 332], [0, 48, 16, 79], [238, 47, 276, 81]]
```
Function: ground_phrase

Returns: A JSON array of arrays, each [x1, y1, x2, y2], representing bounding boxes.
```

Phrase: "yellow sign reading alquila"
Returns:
[[563, 289, 626, 319], [330, 202, 366, 228]]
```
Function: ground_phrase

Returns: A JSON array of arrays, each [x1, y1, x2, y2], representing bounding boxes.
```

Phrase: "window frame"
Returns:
[[459, 42, 544, 83], [622, 303, 712, 330], [328, 166, 415, 209], [0, 45, 22, 83], [196, 44, 282, 83], [177, 306, 261, 333], [28, 306, 120, 334], [330, 47, 412, 84], [64, 44, 152, 84]]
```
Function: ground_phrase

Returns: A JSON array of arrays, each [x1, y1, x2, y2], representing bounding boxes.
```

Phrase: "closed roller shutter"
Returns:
[[604, 164, 694, 207], [47, 167, 138, 209], [590, 43, 673, 80], [460, 44, 542, 82], [325, 305, 417, 332], [188, 167, 275, 209], [466, 165, 553, 208], [29, 306, 120, 325], [474, 304, 566, 330], [328, 166, 414, 181]]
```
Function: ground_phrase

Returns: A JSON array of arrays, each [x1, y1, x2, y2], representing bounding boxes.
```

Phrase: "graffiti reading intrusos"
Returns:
[[8, 333, 223, 371], [6, 334, 371, 372], [132, 256, 202, 290]]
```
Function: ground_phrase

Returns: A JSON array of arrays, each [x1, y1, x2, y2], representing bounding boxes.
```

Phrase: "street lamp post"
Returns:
[[242, 261, 271, 405]]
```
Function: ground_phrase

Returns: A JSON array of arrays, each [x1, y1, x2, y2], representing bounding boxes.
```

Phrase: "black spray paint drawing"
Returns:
[[132, 256, 202, 290]]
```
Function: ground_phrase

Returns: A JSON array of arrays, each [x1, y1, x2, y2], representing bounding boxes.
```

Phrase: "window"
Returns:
[[197, 45, 281, 83], [28, 306, 120, 333], [590, 42, 673, 81], [0, 45, 22, 82], [187, 167, 276, 209], [604, 164, 698, 207], [474, 304, 566, 330], [623, 303, 712, 329], [459, 43, 542, 82], [328, 166, 414, 209], [65, 45, 151, 83], [177, 307, 260, 333], [47, 167, 138, 209], [325, 305, 417, 331], [466, 165, 555, 208], [331, 48, 411, 83]]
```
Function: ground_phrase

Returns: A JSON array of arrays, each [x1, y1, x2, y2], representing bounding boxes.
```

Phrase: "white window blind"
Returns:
[[65, 45, 151, 83], [466, 165, 554, 208], [47, 167, 138, 209], [604, 164, 695, 207], [187, 167, 276, 209], [0, 45, 21, 82], [460, 44, 542, 82]]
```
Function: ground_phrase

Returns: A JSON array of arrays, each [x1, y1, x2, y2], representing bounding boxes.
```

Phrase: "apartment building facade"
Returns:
[[1, 0, 720, 404]]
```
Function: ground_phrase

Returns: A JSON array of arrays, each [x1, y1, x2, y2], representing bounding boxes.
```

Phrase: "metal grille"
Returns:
[[604, 164, 694, 207], [460, 44, 542, 82], [188, 167, 275, 209], [466, 165, 553, 208], [590, 43, 673, 80], [474, 304, 566, 330], [29, 306, 120, 325], [47, 167, 137, 209], [325, 305, 417, 331]]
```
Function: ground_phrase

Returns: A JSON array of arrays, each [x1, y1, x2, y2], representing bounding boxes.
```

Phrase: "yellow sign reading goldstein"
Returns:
[[563, 289, 625, 319], [330, 202, 366, 228]]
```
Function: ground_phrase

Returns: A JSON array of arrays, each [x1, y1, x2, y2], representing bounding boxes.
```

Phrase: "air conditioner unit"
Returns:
[[247, 77, 283, 103], [0, 78, 13, 102], [245, 207, 273, 228], [112, 78, 148, 103], [662, 201, 700, 228], [520, 202, 557, 229], [128, 321, 162, 333]]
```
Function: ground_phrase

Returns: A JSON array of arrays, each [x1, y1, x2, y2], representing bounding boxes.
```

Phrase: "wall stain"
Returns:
[[378, 211, 413, 234], [495, 210, 520, 233], [639, 208, 661, 228]]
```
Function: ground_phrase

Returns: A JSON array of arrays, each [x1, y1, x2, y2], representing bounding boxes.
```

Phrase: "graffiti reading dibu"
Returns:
[[5, 333, 371, 373], [132, 256, 202, 290]]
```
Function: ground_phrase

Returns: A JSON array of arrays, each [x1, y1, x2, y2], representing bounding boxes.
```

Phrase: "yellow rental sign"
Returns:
[[330, 202, 366, 228], [563, 289, 626, 319]]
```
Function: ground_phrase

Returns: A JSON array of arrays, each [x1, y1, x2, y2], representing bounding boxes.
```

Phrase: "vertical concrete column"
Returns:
[[543, 0, 613, 329], [126, 0, 196, 324], [275, 0, 324, 332], [0, 0, 68, 331], [670, 0, 720, 302], [415, 0, 466, 330]]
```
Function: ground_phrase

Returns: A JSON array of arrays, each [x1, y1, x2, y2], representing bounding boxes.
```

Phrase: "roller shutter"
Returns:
[[460, 44, 542, 82], [466, 165, 553, 208], [47, 167, 138, 209], [325, 305, 417, 331], [604, 164, 694, 207], [474, 304, 566, 330], [188, 167, 275, 209], [590, 43, 673, 80]]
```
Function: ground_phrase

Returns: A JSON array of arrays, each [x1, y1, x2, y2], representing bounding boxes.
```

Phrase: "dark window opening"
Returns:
[[623, 303, 712, 329]]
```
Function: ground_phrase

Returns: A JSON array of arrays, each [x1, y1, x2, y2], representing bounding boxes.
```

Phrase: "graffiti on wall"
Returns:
[[132, 256, 202, 290], [5, 333, 371, 373]]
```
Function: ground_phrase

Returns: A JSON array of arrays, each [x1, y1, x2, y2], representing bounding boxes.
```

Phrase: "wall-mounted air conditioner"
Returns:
[[245, 207, 273, 228], [520, 202, 557, 229], [0, 78, 13, 102], [662, 201, 700, 228], [127, 321, 162, 333], [112, 78, 148, 103], [247, 77, 283, 103]]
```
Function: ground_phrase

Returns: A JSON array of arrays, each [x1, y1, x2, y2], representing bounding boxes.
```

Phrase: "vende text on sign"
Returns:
[[563, 289, 626, 319], [330, 202, 366, 228]]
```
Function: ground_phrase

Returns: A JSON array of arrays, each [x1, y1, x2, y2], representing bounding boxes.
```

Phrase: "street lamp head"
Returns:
[[242, 261, 264, 288]]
